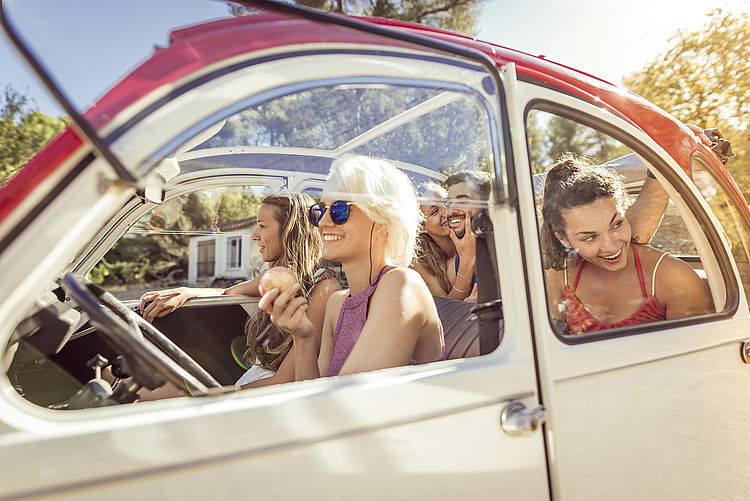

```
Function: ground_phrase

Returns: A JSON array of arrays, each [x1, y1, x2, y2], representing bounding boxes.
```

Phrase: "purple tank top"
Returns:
[[327, 266, 446, 376], [328, 266, 395, 377]]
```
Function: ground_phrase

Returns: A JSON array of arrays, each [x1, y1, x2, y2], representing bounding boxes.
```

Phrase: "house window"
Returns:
[[197, 240, 215, 278], [227, 237, 242, 269]]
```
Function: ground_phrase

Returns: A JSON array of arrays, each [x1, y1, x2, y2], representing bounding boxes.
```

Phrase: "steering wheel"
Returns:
[[64, 274, 222, 397]]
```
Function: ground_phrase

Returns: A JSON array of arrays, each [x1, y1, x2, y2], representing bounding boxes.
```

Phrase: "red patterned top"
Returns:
[[563, 243, 667, 335]]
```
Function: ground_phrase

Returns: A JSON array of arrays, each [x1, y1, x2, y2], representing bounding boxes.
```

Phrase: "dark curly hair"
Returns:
[[540, 153, 630, 270]]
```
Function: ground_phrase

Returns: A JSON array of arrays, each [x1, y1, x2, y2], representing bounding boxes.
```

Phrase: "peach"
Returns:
[[258, 266, 297, 296]]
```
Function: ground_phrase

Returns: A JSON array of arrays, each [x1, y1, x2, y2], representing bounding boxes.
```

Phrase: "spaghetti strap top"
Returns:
[[563, 243, 667, 334], [328, 266, 446, 377]]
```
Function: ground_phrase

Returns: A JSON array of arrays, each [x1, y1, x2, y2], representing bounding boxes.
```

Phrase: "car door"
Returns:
[[0, 3, 551, 498], [510, 80, 750, 500]]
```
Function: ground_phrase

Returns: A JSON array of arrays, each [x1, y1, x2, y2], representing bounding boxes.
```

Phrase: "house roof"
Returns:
[[206, 216, 257, 234]]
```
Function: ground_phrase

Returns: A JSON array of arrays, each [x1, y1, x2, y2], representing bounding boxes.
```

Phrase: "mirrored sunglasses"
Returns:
[[308, 201, 353, 227]]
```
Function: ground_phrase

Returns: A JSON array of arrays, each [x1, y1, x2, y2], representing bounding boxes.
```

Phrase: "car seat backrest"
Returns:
[[434, 296, 480, 359]]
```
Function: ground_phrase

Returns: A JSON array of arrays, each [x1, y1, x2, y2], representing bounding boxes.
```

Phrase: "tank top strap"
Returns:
[[364, 265, 395, 297], [572, 256, 585, 292], [631, 243, 648, 299], [651, 252, 669, 297]]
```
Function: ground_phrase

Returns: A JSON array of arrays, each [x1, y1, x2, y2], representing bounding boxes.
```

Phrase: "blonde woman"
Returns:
[[259, 157, 445, 379]]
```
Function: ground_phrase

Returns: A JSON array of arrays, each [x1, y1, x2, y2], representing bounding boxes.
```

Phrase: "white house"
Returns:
[[187, 217, 265, 286]]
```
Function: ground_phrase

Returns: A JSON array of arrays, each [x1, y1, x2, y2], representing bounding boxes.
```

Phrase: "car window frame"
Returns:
[[523, 99, 740, 345], [690, 152, 750, 307]]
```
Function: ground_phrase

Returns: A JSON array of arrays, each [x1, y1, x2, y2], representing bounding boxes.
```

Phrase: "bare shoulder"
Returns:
[[639, 246, 707, 296], [311, 276, 342, 299], [380, 267, 431, 294], [638, 246, 695, 276]]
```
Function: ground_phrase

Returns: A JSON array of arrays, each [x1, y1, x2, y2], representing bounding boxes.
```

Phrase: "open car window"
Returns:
[[8, 23, 508, 410], [527, 108, 726, 339]]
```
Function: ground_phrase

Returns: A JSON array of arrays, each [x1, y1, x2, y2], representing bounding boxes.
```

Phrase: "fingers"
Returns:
[[258, 282, 301, 315], [258, 283, 312, 336], [448, 227, 459, 245], [686, 123, 712, 147], [258, 283, 310, 336], [139, 292, 156, 313], [142, 300, 165, 323]]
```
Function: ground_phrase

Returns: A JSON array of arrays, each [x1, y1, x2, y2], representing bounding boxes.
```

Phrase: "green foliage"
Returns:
[[526, 110, 630, 173], [218, 191, 262, 222], [204, 87, 489, 173], [89, 236, 178, 286], [623, 9, 750, 197], [232, 0, 485, 35], [0, 85, 66, 185]]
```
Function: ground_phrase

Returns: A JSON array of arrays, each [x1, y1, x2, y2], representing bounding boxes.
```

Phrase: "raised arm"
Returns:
[[627, 124, 715, 244], [626, 175, 669, 245], [446, 213, 476, 300]]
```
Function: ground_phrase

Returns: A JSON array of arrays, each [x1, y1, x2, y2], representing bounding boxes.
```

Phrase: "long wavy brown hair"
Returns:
[[416, 233, 451, 294], [244, 193, 323, 371]]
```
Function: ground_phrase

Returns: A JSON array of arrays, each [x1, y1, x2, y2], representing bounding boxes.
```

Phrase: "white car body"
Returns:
[[0, 2, 748, 499]]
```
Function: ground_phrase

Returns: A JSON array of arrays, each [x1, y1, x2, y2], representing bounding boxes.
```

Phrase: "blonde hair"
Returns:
[[244, 192, 323, 371], [328, 156, 422, 267]]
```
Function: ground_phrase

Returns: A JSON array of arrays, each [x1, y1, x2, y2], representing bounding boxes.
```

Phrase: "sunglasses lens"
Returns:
[[309, 205, 324, 227], [330, 201, 350, 225]]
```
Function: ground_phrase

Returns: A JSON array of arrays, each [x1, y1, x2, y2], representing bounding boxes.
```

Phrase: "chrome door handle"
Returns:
[[501, 401, 547, 436]]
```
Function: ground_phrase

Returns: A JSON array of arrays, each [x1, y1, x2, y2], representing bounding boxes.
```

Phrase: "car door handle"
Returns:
[[500, 401, 547, 436]]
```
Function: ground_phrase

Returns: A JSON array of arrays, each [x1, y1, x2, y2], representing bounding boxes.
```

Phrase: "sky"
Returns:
[[1, 0, 748, 118]]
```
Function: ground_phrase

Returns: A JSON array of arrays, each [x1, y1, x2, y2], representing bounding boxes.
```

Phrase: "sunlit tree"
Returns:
[[0, 85, 66, 185], [623, 9, 749, 194], [233, 0, 485, 35]]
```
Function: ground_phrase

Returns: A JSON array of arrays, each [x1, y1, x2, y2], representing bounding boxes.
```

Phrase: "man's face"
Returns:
[[446, 181, 482, 238]]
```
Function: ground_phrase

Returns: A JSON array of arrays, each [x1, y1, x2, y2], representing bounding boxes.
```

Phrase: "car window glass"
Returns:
[[691, 155, 750, 301], [91, 185, 273, 300], [527, 109, 718, 338], [11, 59, 503, 410]]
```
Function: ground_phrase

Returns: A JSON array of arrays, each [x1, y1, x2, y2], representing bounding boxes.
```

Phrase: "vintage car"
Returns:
[[1, 1, 749, 499]]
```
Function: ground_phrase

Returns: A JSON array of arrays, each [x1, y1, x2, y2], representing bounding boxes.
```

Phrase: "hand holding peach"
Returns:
[[258, 266, 297, 296]]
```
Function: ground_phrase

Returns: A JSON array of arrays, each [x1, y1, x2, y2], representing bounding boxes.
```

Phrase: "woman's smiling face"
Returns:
[[316, 198, 373, 263], [557, 197, 632, 271], [421, 202, 448, 238], [251, 203, 283, 262]]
